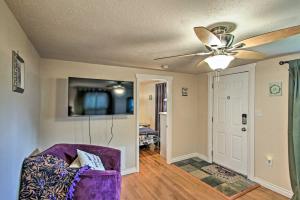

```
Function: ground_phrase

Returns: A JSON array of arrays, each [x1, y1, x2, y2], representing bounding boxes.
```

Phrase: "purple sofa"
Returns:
[[40, 144, 121, 200]]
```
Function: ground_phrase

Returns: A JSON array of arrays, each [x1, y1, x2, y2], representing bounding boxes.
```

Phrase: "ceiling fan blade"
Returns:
[[154, 52, 211, 60], [235, 25, 300, 48], [194, 26, 222, 47], [231, 50, 265, 59]]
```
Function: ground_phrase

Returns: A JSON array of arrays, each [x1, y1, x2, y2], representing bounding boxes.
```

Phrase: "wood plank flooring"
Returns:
[[121, 149, 288, 200]]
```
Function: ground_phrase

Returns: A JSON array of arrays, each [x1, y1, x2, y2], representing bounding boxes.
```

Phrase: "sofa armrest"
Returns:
[[73, 170, 121, 200]]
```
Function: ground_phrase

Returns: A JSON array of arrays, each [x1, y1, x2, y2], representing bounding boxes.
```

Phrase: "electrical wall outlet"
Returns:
[[266, 156, 273, 167]]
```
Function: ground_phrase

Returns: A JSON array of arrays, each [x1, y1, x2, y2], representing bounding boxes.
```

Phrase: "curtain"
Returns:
[[155, 83, 167, 132], [289, 59, 300, 200]]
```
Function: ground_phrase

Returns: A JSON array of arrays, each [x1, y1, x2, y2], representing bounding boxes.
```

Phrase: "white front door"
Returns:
[[213, 72, 248, 175]]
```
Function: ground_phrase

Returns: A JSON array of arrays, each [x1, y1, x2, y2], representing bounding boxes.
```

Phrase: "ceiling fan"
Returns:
[[154, 24, 300, 71], [107, 81, 127, 94]]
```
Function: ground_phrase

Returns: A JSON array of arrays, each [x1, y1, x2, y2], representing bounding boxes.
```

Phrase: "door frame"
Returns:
[[207, 63, 256, 178], [136, 74, 173, 172]]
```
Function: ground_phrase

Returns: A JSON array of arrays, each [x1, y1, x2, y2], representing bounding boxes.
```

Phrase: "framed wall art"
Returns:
[[269, 81, 282, 96], [12, 51, 25, 93], [182, 87, 188, 96]]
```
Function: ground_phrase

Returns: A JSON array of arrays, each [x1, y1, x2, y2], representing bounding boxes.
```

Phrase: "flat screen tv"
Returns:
[[68, 77, 134, 116]]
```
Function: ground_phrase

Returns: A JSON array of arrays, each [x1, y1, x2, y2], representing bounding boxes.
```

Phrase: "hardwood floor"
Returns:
[[121, 149, 288, 200]]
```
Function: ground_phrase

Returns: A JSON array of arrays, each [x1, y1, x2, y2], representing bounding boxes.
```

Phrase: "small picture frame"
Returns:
[[269, 81, 282, 96], [182, 87, 188, 96], [12, 51, 25, 93]]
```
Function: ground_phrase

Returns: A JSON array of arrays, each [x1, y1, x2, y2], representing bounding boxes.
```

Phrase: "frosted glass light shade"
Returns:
[[204, 55, 234, 70]]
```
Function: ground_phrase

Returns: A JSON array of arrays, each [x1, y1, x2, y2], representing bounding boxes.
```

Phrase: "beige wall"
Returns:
[[39, 59, 200, 169], [139, 81, 157, 129], [254, 53, 300, 191], [0, 1, 40, 199], [197, 73, 209, 156]]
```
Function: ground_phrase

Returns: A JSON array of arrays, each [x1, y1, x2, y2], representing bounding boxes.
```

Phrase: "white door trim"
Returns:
[[207, 63, 256, 178], [136, 74, 173, 172]]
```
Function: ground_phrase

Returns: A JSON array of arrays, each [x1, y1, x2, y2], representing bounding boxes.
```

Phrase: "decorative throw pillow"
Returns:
[[77, 149, 105, 171], [69, 157, 81, 168]]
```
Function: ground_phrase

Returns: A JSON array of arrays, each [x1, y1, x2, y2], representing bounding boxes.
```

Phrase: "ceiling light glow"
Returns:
[[113, 85, 125, 95], [204, 55, 234, 70]]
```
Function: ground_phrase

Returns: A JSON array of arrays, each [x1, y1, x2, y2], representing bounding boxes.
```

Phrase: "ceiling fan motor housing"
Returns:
[[218, 34, 234, 47], [210, 26, 235, 48]]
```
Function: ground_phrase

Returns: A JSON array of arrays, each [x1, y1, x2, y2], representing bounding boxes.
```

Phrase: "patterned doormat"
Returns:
[[173, 157, 259, 199]]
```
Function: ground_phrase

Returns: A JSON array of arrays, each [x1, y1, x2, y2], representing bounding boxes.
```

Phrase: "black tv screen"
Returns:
[[68, 77, 134, 116]]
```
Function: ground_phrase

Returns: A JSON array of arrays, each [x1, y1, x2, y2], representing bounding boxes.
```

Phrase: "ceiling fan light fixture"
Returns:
[[113, 85, 125, 95], [205, 55, 234, 70]]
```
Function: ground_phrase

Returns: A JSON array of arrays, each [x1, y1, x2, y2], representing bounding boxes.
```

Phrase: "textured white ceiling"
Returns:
[[5, 0, 300, 73]]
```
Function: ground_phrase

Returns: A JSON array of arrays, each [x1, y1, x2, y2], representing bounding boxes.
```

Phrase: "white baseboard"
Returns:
[[197, 153, 209, 162], [171, 152, 209, 163], [121, 167, 138, 176], [250, 176, 293, 198]]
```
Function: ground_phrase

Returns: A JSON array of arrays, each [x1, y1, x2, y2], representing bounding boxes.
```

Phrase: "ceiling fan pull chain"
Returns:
[[215, 70, 220, 82]]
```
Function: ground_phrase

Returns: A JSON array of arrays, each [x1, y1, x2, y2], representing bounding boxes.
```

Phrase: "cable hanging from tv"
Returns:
[[87, 114, 114, 145], [108, 115, 114, 145]]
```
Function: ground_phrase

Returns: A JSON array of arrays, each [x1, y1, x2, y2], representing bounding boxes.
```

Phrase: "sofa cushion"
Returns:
[[77, 149, 105, 171]]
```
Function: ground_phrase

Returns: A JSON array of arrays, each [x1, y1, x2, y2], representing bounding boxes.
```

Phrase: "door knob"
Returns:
[[241, 127, 247, 132]]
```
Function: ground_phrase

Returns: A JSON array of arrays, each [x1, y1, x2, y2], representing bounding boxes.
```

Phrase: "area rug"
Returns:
[[173, 157, 260, 199]]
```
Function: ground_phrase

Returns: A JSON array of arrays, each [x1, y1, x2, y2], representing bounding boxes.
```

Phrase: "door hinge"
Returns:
[[212, 83, 214, 89], [212, 117, 213, 123], [211, 150, 214, 157]]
